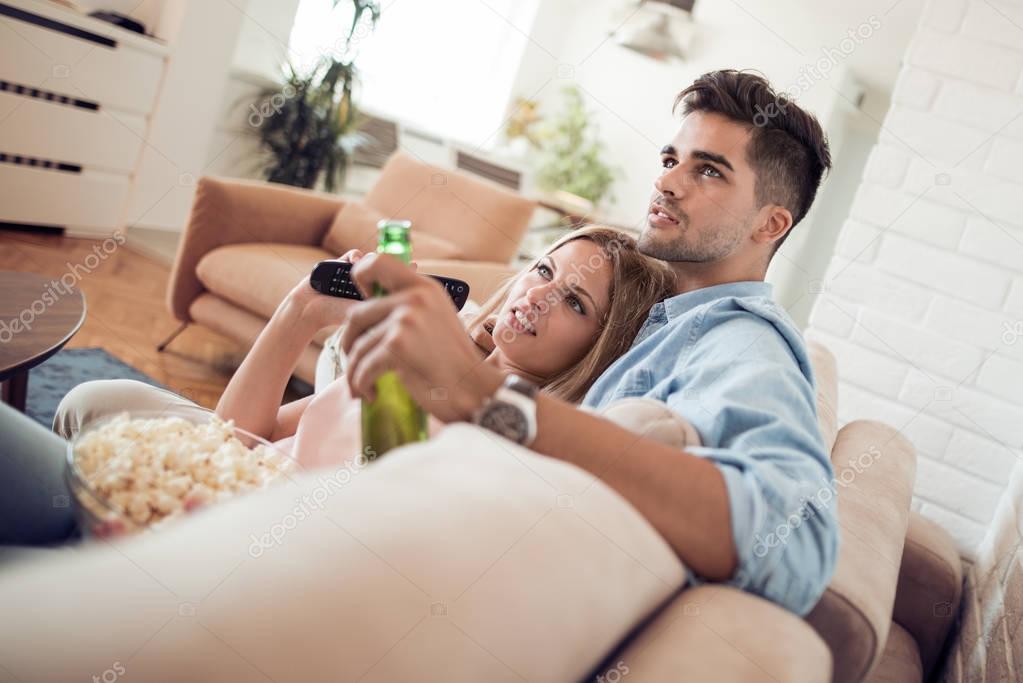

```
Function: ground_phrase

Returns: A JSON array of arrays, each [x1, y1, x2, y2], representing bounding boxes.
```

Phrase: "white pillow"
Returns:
[[0, 423, 684, 682]]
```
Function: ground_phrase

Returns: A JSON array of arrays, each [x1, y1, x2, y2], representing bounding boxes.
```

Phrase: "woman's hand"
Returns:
[[285, 249, 367, 332], [285, 249, 419, 332]]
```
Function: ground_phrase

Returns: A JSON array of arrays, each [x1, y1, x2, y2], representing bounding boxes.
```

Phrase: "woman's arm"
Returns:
[[215, 298, 321, 439], [216, 251, 367, 439], [269, 394, 316, 442]]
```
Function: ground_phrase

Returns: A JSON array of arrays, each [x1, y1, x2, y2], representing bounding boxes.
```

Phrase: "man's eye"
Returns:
[[661, 157, 678, 169], [699, 164, 722, 178]]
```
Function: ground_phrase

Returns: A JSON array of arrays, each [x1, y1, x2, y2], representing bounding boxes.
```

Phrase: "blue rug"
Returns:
[[25, 348, 167, 429]]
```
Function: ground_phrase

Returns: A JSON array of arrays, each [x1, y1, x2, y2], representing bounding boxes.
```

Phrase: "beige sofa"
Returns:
[[0, 342, 963, 681], [315, 335, 965, 682], [162, 152, 536, 383]]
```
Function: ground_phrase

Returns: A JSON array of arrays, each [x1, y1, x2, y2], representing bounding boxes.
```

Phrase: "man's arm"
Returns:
[[533, 392, 738, 579], [340, 254, 737, 579]]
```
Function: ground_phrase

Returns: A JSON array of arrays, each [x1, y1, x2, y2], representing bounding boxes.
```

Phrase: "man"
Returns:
[[340, 69, 838, 616]]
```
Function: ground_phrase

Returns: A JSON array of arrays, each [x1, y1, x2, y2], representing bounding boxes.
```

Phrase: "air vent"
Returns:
[[0, 80, 99, 111], [0, 152, 81, 174], [0, 3, 116, 48], [352, 115, 398, 168], [455, 151, 521, 191]]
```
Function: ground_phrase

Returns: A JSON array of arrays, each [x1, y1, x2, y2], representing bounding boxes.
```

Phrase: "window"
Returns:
[[289, 0, 540, 144]]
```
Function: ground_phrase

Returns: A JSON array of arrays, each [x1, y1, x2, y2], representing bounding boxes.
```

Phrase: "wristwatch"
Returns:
[[472, 374, 539, 446]]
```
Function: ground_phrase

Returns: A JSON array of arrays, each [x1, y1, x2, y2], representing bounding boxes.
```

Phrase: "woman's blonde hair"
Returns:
[[466, 225, 675, 403]]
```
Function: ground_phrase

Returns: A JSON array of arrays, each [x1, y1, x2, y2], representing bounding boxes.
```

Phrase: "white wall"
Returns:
[[806, 0, 1023, 557], [502, 0, 898, 322], [202, 0, 302, 181], [123, 0, 246, 232]]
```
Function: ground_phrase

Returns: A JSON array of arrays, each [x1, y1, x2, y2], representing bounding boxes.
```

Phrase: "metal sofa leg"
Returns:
[[156, 322, 189, 352]]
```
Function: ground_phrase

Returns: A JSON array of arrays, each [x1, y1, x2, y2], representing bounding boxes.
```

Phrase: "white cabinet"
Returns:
[[0, 0, 167, 235]]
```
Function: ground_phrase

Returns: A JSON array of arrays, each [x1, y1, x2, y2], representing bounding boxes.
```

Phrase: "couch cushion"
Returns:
[[188, 293, 325, 385], [865, 622, 923, 683], [321, 200, 462, 260], [599, 398, 702, 448], [607, 585, 832, 682], [196, 243, 333, 321], [0, 424, 684, 682], [806, 420, 917, 683], [806, 340, 839, 453], [364, 152, 535, 264]]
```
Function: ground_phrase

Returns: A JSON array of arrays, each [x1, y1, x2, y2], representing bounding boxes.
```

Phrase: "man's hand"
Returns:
[[341, 253, 502, 422]]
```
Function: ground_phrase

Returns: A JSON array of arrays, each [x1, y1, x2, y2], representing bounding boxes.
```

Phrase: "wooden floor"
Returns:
[[1, 228, 257, 409]]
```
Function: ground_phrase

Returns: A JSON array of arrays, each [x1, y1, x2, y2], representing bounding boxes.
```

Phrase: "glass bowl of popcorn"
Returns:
[[65, 410, 296, 535]]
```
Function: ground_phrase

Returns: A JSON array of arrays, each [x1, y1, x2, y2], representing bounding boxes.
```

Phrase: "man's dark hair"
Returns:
[[674, 69, 832, 252]]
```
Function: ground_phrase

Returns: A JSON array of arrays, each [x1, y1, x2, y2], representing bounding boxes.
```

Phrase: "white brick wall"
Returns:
[[806, 0, 1023, 558]]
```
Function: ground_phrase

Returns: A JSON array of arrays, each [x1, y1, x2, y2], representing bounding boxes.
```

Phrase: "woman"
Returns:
[[15, 226, 671, 544], [216, 226, 675, 468]]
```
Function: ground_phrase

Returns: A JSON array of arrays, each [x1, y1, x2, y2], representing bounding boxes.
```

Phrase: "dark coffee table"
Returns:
[[0, 271, 86, 412]]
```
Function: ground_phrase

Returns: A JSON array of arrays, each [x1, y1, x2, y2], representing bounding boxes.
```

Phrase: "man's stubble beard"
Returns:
[[638, 212, 746, 264]]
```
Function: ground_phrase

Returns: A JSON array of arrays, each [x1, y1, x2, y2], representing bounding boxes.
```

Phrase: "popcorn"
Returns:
[[73, 413, 294, 530]]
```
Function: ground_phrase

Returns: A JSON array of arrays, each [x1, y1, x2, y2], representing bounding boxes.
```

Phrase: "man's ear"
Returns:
[[752, 205, 794, 247]]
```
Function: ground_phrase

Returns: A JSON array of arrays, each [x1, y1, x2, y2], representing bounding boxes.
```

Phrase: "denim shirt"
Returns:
[[583, 281, 839, 616]]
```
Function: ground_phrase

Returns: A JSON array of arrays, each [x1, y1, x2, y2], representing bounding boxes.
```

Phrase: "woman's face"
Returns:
[[492, 239, 613, 379]]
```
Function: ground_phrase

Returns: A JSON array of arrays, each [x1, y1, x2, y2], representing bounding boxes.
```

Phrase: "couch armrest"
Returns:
[[806, 420, 917, 683], [891, 512, 963, 679], [414, 258, 519, 304], [167, 176, 344, 321], [606, 585, 831, 682]]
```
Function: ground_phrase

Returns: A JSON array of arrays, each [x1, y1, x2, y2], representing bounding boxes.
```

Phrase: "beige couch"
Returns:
[[0, 342, 963, 681], [162, 152, 536, 383]]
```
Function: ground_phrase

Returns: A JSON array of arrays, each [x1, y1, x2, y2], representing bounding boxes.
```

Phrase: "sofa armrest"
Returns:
[[891, 512, 963, 679], [167, 176, 344, 321], [606, 585, 831, 682], [414, 259, 519, 304], [806, 420, 917, 683]]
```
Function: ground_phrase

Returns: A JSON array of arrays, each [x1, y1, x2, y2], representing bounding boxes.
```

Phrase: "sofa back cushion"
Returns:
[[321, 200, 462, 260], [362, 152, 535, 264], [806, 340, 839, 453]]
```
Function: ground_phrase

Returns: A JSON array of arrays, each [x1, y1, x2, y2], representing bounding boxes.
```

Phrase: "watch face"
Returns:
[[481, 401, 528, 443]]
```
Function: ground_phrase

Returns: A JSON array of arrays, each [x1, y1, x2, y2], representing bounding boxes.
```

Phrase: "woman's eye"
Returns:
[[536, 263, 552, 278], [566, 295, 585, 315], [698, 164, 721, 178]]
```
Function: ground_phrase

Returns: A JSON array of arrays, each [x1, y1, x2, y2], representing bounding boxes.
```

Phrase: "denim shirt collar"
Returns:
[[661, 281, 774, 321]]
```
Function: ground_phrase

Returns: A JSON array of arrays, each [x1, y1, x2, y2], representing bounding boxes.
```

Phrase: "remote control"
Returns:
[[309, 260, 471, 311]]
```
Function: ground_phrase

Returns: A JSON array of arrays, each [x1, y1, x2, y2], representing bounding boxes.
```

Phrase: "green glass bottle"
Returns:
[[361, 219, 428, 459]]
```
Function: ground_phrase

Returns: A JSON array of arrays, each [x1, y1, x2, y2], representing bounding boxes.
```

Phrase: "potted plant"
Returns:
[[250, 0, 380, 192], [533, 86, 619, 209]]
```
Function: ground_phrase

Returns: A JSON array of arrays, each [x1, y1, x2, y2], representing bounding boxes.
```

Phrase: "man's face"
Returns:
[[639, 111, 760, 263]]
